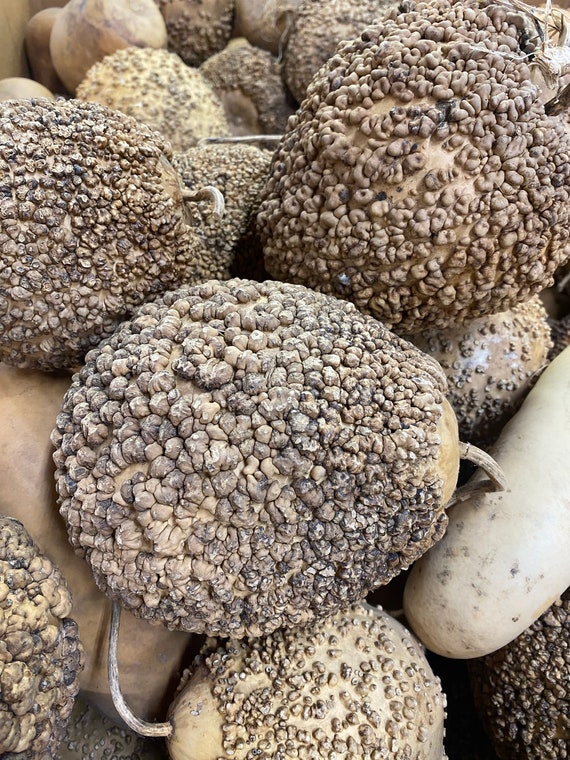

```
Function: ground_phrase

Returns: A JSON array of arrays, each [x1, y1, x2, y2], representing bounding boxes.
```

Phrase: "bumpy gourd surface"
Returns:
[[169, 602, 447, 759], [200, 38, 295, 134], [171, 143, 273, 279], [0, 517, 83, 758], [76, 47, 230, 152], [411, 294, 553, 446], [0, 97, 196, 370], [157, 0, 235, 66], [469, 593, 570, 760], [52, 279, 451, 638], [282, 0, 397, 103], [257, 0, 570, 333]]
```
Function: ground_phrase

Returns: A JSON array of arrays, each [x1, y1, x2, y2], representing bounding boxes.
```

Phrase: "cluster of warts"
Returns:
[[257, 0, 570, 333], [52, 279, 449, 638], [170, 603, 446, 759], [469, 592, 570, 759], [0, 98, 199, 370], [0, 517, 83, 757]]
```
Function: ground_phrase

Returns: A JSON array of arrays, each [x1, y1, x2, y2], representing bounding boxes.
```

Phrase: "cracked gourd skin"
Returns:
[[76, 47, 230, 153], [469, 591, 570, 760], [166, 602, 447, 760], [0, 516, 84, 759], [0, 97, 206, 371], [256, 0, 570, 334], [52, 278, 459, 638]]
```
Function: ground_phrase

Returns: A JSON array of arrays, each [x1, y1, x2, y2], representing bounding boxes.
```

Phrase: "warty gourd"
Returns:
[[52, 278, 502, 639], [0, 97, 218, 371], [257, 0, 570, 334], [0, 515, 84, 758]]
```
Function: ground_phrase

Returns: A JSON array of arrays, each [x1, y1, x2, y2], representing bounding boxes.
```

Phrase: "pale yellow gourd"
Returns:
[[404, 345, 570, 658]]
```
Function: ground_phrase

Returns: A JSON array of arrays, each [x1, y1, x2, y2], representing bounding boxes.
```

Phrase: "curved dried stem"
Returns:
[[181, 184, 225, 218], [108, 600, 173, 738], [446, 442, 508, 507], [459, 441, 508, 491]]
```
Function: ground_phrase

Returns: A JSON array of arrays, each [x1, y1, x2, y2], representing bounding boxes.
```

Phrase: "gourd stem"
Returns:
[[448, 442, 508, 506], [108, 600, 173, 738], [181, 184, 225, 217], [458, 441, 507, 491]]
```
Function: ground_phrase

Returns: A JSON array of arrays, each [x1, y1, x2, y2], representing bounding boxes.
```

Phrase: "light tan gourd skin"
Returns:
[[0, 76, 54, 100], [233, 0, 302, 56], [107, 602, 446, 760], [166, 603, 446, 760], [403, 345, 570, 658], [0, 364, 192, 723], [436, 398, 460, 507], [24, 8, 67, 94], [49, 0, 168, 93]]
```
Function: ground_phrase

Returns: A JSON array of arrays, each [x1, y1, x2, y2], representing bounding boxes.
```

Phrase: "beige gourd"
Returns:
[[24, 7, 67, 94], [49, 0, 168, 94], [0, 76, 54, 100], [107, 600, 447, 760], [403, 344, 570, 658]]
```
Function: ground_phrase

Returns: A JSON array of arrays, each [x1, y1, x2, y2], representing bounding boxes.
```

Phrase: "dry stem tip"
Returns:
[[108, 600, 173, 738]]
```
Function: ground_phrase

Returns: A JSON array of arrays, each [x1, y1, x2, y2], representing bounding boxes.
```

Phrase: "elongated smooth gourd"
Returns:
[[403, 344, 570, 658]]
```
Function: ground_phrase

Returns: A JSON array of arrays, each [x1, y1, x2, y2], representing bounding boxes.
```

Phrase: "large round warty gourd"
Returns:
[[256, 0, 570, 334], [52, 278, 460, 638], [0, 98, 201, 371]]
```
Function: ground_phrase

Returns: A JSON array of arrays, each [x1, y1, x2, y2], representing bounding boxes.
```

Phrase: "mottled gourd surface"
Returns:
[[200, 38, 295, 135], [52, 279, 451, 638], [257, 0, 570, 334]]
